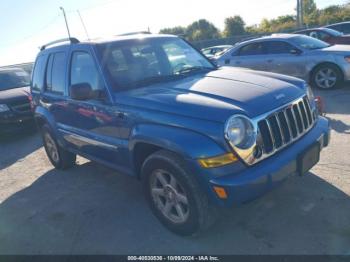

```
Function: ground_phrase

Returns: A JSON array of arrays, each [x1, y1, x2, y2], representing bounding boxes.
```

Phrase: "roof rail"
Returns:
[[116, 31, 151, 36], [40, 37, 80, 51]]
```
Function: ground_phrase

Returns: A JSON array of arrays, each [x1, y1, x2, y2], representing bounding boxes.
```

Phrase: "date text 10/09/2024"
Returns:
[[127, 256, 220, 261]]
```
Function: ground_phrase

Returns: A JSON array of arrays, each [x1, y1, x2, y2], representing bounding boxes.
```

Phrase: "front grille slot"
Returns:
[[286, 108, 298, 138], [293, 104, 304, 133], [277, 111, 291, 143], [268, 115, 283, 149], [303, 97, 313, 126], [257, 96, 315, 160], [299, 101, 309, 129], [258, 120, 274, 154]]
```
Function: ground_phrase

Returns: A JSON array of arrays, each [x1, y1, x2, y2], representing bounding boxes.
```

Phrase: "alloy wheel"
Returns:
[[150, 169, 190, 224], [44, 133, 59, 163], [315, 68, 337, 89]]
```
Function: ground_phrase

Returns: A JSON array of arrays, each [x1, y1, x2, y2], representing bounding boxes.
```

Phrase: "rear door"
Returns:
[[41, 50, 70, 131]]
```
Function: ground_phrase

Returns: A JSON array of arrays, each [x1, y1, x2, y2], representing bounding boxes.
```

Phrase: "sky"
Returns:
[[0, 0, 347, 66]]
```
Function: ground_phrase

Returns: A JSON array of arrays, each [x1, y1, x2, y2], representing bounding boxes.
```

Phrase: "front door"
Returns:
[[264, 40, 307, 79], [59, 47, 124, 167]]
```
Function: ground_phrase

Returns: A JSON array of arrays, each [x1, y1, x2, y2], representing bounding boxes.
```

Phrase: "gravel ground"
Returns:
[[0, 87, 349, 255]]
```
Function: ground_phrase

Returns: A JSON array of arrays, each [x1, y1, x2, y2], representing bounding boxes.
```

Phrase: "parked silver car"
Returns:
[[215, 34, 350, 89]]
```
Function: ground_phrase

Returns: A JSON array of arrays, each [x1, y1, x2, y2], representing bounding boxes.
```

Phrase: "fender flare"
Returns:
[[129, 123, 227, 160], [34, 107, 66, 147]]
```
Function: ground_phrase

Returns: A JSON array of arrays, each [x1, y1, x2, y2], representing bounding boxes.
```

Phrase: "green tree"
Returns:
[[303, 0, 318, 26], [245, 25, 259, 34], [159, 26, 186, 36], [259, 18, 272, 32], [186, 19, 220, 41], [223, 16, 246, 37]]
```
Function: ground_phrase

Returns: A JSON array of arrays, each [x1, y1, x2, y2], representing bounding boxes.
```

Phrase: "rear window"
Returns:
[[32, 55, 47, 92], [0, 68, 30, 91]]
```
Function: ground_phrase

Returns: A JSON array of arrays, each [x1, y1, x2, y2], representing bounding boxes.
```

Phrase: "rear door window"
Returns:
[[265, 41, 295, 54], [46, 52, 66, 94], [238, 42, 266, 56]]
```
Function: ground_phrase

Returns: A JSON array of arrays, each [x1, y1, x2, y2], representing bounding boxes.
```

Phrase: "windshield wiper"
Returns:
[[131, 74, 185, 88], [176, 66, 214, 75]]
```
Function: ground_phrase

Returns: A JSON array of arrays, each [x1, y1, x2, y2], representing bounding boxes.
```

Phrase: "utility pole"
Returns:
[[297, 0, 300, 28], [59, 7, 71, 39], [300, 0, 304, 28]]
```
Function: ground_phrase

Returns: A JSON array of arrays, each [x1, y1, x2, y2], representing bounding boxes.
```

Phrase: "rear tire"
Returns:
[[41, 125, 76, 170], [141, 150, 217, 236], [311, 64, 343, 90]]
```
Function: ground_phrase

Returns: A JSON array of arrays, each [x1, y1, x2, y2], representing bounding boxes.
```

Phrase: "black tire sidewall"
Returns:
[[142, 153, 203, 236], [41, 125, 76, 169], [312, 64, 342, 90], [42, 125, 62, 168]]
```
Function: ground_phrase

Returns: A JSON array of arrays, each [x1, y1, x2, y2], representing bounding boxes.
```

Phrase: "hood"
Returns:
[[115, 67, 305, 123], [320, 44, 350, 54], [0, 86, 30, 104]]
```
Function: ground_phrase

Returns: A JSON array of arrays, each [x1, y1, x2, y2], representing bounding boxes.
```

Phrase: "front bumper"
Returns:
[[0, 111, 34, 134], [208, 117, 330, 207]]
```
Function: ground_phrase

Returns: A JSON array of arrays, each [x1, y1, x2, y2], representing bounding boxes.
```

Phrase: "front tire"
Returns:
[[41, 125, 76, 170], [311, 64, 343, 90], [141, 150, 216, 236]]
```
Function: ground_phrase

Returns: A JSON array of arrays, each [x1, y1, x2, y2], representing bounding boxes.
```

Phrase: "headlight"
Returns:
[[225, 115, 256, 150], [0, 104, 10, 113], [306, 84, 314, 102]]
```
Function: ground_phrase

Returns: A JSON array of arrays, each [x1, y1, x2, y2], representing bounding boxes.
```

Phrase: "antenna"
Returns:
[[59, 7, 71, 39], [77, 10, 90, 41]]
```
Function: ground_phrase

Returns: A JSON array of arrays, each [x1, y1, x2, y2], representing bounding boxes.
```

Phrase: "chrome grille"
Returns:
[[10, 102, 31, 113], [257, 96, 316, 157]]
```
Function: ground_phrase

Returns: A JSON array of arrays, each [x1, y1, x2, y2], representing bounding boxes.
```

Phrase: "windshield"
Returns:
[[290, 35, 330, 50], [0, 68, 30, 91], [98, 37, 215, 90]]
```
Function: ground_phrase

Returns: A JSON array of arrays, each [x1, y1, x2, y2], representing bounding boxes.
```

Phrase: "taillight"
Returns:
[[28, 94, 35, 111], [315, 96, 325, 116]]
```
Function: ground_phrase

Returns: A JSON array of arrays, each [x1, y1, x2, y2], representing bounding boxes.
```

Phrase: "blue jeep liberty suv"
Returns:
[[31, 33, 331, 236]]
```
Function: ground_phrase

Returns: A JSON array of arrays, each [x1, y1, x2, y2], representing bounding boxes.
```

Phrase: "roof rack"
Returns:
[[40, 37, 80, 51], [116, 31, 151, 36]]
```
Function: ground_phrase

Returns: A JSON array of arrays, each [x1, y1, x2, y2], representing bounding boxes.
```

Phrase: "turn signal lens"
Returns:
[[213, 186, 228, 199], [345, 56, 350, 63], [198, 153, 238, 168]]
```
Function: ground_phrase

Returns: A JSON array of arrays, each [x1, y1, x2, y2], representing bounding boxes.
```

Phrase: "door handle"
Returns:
[[235, 61, 241, 65], [267, 59, 274, 63]]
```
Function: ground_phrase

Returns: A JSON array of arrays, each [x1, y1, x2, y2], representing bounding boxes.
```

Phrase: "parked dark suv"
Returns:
[[0, 67, 34, 134], [31, 34, 331, 236]]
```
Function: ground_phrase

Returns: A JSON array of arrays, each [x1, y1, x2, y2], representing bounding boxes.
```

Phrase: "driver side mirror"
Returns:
[[70, 83, 94, 101]]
